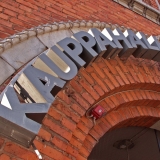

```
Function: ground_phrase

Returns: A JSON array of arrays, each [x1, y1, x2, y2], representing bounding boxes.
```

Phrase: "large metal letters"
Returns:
[[0, 27, 160, 147]]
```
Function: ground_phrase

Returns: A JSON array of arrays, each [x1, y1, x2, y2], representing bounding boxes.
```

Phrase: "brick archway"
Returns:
[[29, 55, 160, 160], [78, 106, 160, 160]]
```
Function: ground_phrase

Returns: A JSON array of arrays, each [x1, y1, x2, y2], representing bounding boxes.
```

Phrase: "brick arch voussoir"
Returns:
[[76, 105, 160, 159], [70, 89, 160, 139], [71, 90, 160, 148], [57, 57, 160, 118], [67, 56, 160, 110], [88, 90, 160, 139], [99, 89, 160, 113]]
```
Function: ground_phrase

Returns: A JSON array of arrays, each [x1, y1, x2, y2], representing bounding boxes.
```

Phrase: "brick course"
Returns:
[[0, 0, 159, 39]]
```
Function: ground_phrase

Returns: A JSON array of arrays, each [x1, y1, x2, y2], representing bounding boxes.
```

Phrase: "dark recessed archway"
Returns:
[[88, 126, 160, 160]]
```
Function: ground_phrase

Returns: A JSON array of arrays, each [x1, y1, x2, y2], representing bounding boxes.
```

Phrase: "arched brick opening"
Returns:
[[78, 105, 160, 159], [29, 55, 160, 160]]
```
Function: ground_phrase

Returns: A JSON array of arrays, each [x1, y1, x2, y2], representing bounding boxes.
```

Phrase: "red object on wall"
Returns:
[[91, 105, 105, 119]]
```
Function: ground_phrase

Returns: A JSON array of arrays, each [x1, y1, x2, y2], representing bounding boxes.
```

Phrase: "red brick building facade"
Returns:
[[0, 0, 160, 160]]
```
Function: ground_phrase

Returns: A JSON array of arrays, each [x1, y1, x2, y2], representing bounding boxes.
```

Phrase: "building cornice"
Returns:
[[1, 20, 159, 55], [113, 0, 160, 25], [0, 20, 122, 54]]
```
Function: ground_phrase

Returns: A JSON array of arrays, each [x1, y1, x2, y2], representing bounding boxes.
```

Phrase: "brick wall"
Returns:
[[0, 0, 160, 160], [143, 0, 152, 5], [143, 0, 159, 9], [0, 0, 159, 39]]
